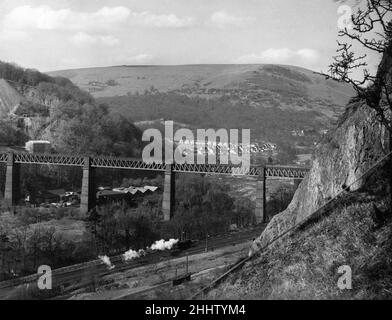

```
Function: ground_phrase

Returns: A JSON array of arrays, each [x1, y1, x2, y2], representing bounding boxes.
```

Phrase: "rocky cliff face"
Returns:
[[0, 79, 26, 117], [0, 80, 61, 117], [0, 79, 60, 139], [12, 82, 62, 111], [253, 102, 390, 250]]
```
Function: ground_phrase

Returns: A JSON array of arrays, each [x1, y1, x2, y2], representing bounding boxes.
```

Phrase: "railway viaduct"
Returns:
[[0, 152, 309, 223]]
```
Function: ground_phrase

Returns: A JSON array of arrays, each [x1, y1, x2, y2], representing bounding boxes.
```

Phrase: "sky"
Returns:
[[0, 0, 381, 73]]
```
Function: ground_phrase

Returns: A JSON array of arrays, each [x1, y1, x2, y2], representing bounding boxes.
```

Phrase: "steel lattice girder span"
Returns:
[[0, 152, 309, 178]]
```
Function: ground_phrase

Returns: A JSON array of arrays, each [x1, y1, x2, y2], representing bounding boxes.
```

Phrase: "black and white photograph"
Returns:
[[0, 0, 391, 305]]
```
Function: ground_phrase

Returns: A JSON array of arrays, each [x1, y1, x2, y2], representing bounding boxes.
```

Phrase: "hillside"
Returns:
[[0, 60, 142, 157], [50, 64, 355, 165], [208, 193, 392, 299], [49, 64, 350, 104], [49, 64, 354, 118]]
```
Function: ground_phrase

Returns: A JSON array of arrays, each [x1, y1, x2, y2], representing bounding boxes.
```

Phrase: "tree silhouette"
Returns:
[[328, 0, 392, 133], [328, 0, 392, 202]]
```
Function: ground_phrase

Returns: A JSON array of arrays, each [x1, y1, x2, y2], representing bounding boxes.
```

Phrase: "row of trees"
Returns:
[[167, 175, 254, 239], [0, 61, 52, 87], [44, 102, 143, 157], [87, 200, 161, 255], [0, 206, 95, 279]]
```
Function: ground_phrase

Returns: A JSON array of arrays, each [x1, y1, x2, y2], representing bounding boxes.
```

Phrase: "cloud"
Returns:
[[70, 32, 120, 47], [209, 11, 255, 28], [2, 5, 195, 32], [296, 48, 319, 61], [131, 11, 195, 28], [125, 54, 154, 64], [0, 29, 31, 42], [70, 32, 96, 46], [3, 5, 130, 32], [100, 35, 121, 47], [235, 48, 320, 67]]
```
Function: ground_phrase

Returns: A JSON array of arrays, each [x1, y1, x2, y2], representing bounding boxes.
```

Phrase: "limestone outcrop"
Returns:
[[0, 79, 26, 118], [253, 102, 390, 250]]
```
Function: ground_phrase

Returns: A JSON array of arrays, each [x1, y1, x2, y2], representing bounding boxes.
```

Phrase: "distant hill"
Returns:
[[49, 64, 354, 117], [49, 64, 356, 165]]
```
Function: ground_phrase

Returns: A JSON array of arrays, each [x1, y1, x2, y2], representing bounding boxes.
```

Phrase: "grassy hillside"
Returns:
[[49, 64, 355, 165], [49, 64, 353, 113], [207, 192, 392, 299]]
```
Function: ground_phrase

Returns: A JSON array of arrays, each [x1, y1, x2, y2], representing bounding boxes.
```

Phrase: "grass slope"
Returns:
[[48, 64, 354, 116], [207, 192, 392, 300]]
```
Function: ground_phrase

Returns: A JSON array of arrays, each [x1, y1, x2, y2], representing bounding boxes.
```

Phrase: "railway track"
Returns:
[[0, 225, 265, 297]]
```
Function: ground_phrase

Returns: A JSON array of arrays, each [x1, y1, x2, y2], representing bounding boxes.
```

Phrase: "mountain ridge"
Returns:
[[48, 64, 354, 112], [48, 64, 355, 165]]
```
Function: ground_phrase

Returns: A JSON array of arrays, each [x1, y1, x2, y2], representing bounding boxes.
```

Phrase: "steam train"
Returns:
[[170, 239, 196, 256]]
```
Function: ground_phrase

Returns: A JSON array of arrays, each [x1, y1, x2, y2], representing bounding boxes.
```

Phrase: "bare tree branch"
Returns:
[[327, 0, 392, 133]]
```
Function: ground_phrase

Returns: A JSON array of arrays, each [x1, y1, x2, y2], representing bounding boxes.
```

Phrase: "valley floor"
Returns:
[[68, 241, 251, 300]]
